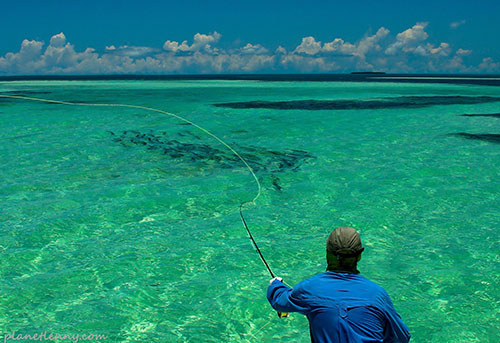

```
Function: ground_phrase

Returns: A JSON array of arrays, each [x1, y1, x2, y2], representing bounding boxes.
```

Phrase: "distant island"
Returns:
[[350, 72, 387, 75]]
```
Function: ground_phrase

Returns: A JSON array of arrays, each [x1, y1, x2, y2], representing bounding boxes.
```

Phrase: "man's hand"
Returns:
[[269, 277, 283, 285]]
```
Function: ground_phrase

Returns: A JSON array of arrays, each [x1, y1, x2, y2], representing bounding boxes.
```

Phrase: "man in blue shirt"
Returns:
[[267, 227, 411, 343]]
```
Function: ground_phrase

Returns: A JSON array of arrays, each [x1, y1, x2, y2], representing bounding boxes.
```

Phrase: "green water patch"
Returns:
[[214, 96, 500, 110], [1, 79, 500, 342]]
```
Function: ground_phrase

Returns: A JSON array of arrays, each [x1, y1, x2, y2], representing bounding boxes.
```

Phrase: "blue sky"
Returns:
[[1, 0, 499, 74]]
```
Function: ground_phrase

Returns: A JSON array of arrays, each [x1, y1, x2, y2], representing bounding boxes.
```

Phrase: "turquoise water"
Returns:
[[1, 79, 499, 342]]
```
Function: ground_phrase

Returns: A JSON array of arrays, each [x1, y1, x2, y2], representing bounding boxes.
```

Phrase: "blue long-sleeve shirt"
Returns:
[[267, 272, 411, 343]]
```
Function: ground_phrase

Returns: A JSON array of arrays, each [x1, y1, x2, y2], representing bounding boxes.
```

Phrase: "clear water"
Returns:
[[1, 79, 499, 342]]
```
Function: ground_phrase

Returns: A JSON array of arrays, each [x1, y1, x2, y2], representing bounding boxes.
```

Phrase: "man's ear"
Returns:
[[357, 254, 362, 262]]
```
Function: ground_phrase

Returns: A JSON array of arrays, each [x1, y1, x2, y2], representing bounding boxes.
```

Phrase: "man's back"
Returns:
[[267, 272, 411, 343]]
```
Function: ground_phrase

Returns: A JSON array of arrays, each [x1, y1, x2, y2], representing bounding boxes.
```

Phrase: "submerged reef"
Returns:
[[108, 130, 314, 191], [458, 113, 500, 118], [453, 112, 500, 144], [215, 96, 500, 110], [450, 133, 500, 144]]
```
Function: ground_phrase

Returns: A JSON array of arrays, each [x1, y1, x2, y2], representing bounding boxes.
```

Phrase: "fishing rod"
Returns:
[[0, 93, 288, 318], [239, 203, 289, 318], [239, 203, 275, 278]]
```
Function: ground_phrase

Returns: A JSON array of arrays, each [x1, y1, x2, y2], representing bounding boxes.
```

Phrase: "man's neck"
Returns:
[[326, 266, 360, 274]]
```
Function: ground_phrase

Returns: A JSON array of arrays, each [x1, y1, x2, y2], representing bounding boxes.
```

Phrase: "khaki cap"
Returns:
[[326, 227, 364, 256]]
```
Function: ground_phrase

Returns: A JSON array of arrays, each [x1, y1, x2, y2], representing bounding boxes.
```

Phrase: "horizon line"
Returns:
[[2, 72, 500, 78]]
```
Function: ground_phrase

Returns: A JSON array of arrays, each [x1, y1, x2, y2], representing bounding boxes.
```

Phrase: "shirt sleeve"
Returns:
[[382, 292, 411, 343], [266, 279, 310, 314]]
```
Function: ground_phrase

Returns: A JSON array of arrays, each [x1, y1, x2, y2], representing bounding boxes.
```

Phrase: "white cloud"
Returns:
[[450, 20, 466, 29], [0, 27, 495, 75], [385, 22, 429, 55], [0, 32, 277, 74], [413, 42, 451, 57], [43, 37, 78, 69], [354, 27, 390, 58], [105, 45, 158, 57], [295, 27, 389, 61], [163, 40, 191, 53], [275, 46, 287, 54], [239, 43, 269, 55], [49, 32, 66, 48], [397, 22, 429, 45], [0, 39, 45, 74], [456, 48, 472, 56], [163, 32, 221, 54], [193, 32, 221, 47], [479, 57, 500, 72], [280, 54, 336, 72], [429, 42, 451, 56], [323, 38, 348, 54], [294, 36, 322, 55], [323, 27, 389, 59], [444, 55, 470, 72], [18, 39, 44, 61]]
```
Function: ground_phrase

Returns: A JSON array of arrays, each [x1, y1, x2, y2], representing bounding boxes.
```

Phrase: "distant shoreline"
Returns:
[[1, 73, 499, 79], [1, 74, 500, 86], [350, 72, 387, 75]]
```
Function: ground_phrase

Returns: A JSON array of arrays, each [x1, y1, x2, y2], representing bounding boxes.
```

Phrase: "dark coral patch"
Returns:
[[215, 96, 500, 110], [108, 130, 314, 190], [451, 133, 500, 144], [459, 113, 500, 118]]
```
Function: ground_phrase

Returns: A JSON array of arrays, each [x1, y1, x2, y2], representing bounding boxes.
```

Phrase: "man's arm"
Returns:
[[266, 278, 310, 314], [382, 292, 411, 343]]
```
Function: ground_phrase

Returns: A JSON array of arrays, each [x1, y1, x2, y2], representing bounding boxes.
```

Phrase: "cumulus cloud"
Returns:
[[239, 43, 269, 55], [322, 38, 354, 54], [0, 32, 94, 74], [450, 20, 466, 29], [456, 48, 472, 56], [413, 42, 451, 57], [0, 26, 497, 75], [0, 32, 279, 74], [323, 27, 389, 59], [0, 39, 45, 74], [294, 27, 389, 60], [105, 45, 158, 57], [162, 40, 191, 53], [444, 53, 471, 72], [275, 46, 287, 54], [163, 31, 221, 53], [193, 32, 221, 46], [49, 32, 66, 48], [354, 27, 390, 58], [479, 57, 500, 72], [295, 36, 322, 55], [17, 39, 44, 61], [290, 27, 389, 71], [385, 22, 429, 55], [280, 54, 336, 72], [397, 22, 428, 45]]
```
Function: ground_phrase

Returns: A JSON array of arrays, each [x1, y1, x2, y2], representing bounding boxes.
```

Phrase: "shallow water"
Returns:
[[1, 79, 499, 342]]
